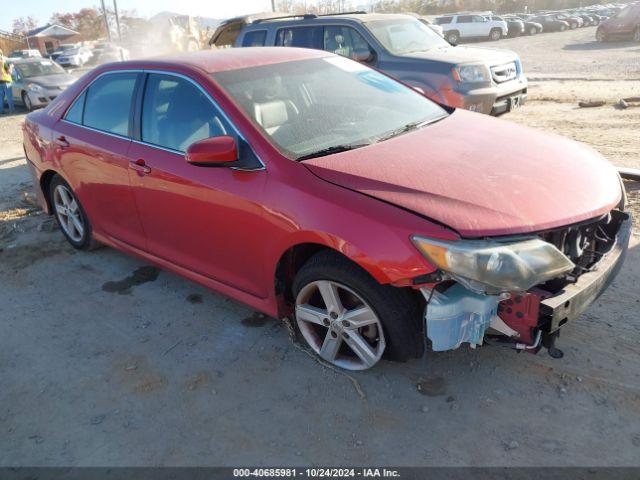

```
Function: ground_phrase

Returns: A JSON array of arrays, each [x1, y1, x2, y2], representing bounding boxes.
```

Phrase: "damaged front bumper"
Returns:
[[422, 211, 632, 352]]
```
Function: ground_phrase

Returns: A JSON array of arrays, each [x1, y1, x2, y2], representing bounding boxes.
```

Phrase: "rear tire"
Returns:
[[292, 251, 424, 370], [560, 24, 567, 32], [529, 26, 537, 35], [634, 27, 640, 43], [49, 174, 99, 250]]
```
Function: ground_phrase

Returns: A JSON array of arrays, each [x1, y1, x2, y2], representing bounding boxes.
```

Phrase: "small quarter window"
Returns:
[[64, 91, 86, 124]]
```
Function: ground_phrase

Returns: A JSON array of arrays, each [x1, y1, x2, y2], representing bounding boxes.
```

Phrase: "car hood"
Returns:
[[28, 74, 76, 88], [302, 110, 622, 238], [402, 45, 517, 65]]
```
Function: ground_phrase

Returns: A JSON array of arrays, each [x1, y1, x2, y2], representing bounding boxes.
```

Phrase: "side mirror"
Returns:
[[351, 48, 374, 63], [186, 135, 238, 166]]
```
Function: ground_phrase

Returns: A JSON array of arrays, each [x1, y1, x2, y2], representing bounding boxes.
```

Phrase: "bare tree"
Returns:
[[12, 16, 38, 35]]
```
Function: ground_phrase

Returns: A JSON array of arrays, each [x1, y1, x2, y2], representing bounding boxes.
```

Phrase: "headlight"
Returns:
[[412, 236, 575, 293], [27, 83, 43, 92], [453, 64, 489, 83]]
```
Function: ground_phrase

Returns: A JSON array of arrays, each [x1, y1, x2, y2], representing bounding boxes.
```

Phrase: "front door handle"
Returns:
[[130, 158, 151, 175], [54, 135, 70, 148]]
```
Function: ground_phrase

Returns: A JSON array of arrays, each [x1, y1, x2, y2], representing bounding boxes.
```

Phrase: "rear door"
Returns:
[[127, 71, 268, 297], [53, 71, 147, 249]]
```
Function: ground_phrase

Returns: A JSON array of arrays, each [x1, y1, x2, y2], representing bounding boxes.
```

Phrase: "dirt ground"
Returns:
[[1, 26, 640, 467]]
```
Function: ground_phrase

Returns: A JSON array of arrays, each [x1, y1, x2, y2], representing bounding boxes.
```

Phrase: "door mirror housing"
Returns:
[[186, 136, 238, 166], [351, 48, 375, 63]]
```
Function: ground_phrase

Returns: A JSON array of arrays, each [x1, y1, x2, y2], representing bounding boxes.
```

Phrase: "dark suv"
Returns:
[[210, 12, 528, 116]]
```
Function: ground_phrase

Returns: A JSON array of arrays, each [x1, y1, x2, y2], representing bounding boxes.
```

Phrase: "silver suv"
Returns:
[[211, 12, 527, 116], [434, 13, 509, 44]]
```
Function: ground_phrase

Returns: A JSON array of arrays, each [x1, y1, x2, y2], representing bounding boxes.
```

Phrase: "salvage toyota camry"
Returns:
[[23, 48, 631, 370]]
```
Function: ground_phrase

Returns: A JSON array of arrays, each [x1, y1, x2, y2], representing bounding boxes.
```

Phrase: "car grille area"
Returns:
[[538, 210, 626, 289], [491, 62, 517, 83]]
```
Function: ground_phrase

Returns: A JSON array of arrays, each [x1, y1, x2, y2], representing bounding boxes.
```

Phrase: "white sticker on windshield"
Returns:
[[323, 56, 368, 72], [41, 60, 53, 66]]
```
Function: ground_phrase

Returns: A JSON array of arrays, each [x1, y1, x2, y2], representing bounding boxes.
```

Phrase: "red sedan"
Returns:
[[23, 48, 631, 370]]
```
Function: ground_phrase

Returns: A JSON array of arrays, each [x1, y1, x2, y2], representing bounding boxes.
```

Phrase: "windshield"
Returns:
[[365, 18, 449, 55], [213, 56, 447, 160], [16, 60, 66, 78]]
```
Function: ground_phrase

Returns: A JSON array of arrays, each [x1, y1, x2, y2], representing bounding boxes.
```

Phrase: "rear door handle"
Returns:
[[54, 135, 70, 148], [130, 158, 151, 174]]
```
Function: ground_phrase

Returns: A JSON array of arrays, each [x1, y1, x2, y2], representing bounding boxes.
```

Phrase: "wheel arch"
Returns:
[[39, 169, 61, 214], [272, 236, 411, 318]]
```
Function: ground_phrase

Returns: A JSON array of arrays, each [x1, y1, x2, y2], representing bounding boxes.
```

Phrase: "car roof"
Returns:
[[104, 47, 331, 74]]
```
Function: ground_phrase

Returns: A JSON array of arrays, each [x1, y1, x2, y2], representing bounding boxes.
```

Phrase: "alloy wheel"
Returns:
[[295, 280, 386, 370], [53, 184, 84, 242], [23, 92, 32, 112]]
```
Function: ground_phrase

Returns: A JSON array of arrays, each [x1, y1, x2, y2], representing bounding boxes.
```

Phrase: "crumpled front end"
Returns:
[[422, 209, 632, 355]]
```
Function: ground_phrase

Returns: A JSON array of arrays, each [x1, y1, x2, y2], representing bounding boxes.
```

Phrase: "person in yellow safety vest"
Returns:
[[0, 49, 16, 115]]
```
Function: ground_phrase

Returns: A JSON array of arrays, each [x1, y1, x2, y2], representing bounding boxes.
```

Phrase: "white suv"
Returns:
[[435, 14, 508, 44]]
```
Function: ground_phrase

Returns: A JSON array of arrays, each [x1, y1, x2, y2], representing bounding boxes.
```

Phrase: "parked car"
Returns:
[[93, 45, 130, 64], [211, 13, 527, 116], [8, 49, 42, 60], [56, 46, 93, 67], [510, 15, 543, 35], [22, 48, 630, 370], [530, 15, 570, 32], [408, 13, 444, 37], [434, 13, 508, 43], [48, 44, 77, 62], [551, 13, 583, 29], [596, 4, 640, 41], [575, 13, 598, 26], [486, 15, 524, 36], [10, 58, 76, 111]]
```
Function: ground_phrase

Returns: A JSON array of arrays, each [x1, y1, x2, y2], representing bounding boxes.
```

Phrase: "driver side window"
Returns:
[[323, 26, 372, 61], [141, 73, 230, 153]]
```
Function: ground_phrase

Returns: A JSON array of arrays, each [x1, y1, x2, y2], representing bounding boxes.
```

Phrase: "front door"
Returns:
[[127, 72, 268, 297]]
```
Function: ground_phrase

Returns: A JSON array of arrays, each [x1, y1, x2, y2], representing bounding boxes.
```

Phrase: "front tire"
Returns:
[[49, 175, 97, 250], [22, 92, 34, 112], [560, 24, 567, 32], [634, 27, 640, 43], [529, 26, 538, 35], [490, 28, 502, 41], [292, 251, 423, 370], [596, 27, 607, 42]]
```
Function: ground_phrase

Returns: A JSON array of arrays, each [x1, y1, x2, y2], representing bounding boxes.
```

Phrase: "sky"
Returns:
[[1, 0, 274, 31]]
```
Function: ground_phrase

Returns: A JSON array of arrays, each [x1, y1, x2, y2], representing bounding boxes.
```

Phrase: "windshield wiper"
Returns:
[[375, 117, 446, 143], [296, 143, 371, 161]]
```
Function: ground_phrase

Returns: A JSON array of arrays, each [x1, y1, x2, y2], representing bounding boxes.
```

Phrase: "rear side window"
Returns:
[[275, 27, 323, 48], [83, 73, 137, 136], [241, 30, 267, 47], [141, 73, 230, 153], [64, 91, 86, 124], [457, 15, 473, 23]]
